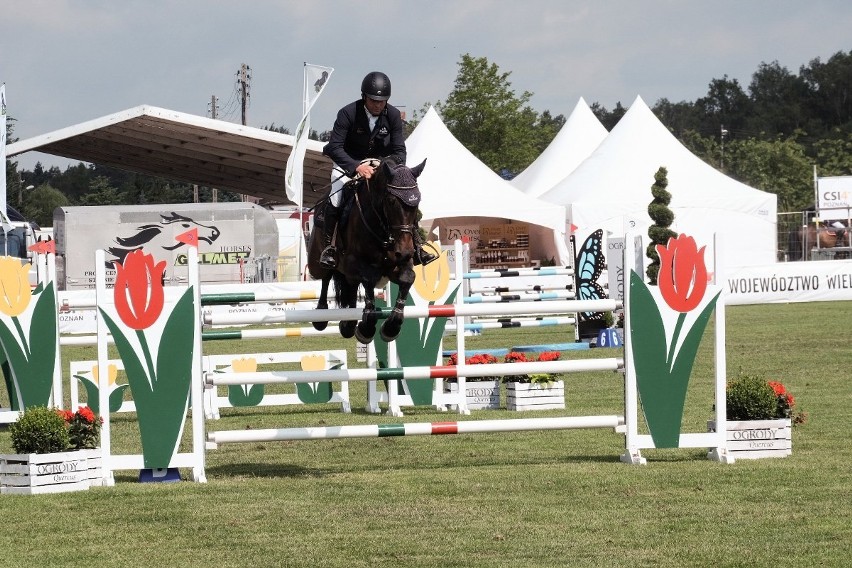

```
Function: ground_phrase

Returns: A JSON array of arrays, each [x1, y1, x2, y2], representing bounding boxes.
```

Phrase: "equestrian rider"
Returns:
[[320, 71, 437, 269]]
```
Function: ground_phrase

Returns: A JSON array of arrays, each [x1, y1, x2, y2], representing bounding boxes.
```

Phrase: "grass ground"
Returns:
[[0, 301, 850, 567]]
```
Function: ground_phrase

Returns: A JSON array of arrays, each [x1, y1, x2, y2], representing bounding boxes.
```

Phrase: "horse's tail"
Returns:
[[332, 271, 348, 307]]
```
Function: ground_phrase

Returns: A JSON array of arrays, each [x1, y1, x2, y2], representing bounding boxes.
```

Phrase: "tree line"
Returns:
[[5, 50, 852, 228]]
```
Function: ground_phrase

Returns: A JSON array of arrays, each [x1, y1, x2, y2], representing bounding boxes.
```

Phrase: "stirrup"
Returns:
[[320, 246, 337, 269], [414, 248, 439, 266]]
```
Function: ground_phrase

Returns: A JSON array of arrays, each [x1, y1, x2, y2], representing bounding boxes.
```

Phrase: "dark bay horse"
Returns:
[[307, 158, 426, 343]]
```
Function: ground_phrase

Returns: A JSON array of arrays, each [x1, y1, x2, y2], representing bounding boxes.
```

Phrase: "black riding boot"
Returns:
[[320, 205, 340, 269], [414, 242, 439, 266]]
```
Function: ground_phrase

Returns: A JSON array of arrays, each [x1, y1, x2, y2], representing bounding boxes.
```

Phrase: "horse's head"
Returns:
[[377, 158, 426, 265]]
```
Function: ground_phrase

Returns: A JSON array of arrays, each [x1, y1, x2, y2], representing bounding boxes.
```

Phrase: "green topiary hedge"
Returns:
[[726, 375, 777, 420], [8, 406, 71, 454]]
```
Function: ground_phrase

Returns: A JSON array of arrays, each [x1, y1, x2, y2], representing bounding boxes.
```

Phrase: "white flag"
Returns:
[[1, 84, 7, 219], [284, 64, 333, 203]]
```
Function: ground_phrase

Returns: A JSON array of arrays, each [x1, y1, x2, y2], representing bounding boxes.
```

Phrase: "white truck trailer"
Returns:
[[52, 202, 280, 290]]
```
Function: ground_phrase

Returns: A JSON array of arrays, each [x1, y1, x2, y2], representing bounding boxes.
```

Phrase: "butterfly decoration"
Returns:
[[575, 229, 607, 321]]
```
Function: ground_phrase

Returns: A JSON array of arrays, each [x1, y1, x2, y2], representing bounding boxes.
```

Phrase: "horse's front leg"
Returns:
[[337, 280, 359, 339], [311, 274, 331, 331], [381, 268, 415, 342], [355, 285, 378, 344]]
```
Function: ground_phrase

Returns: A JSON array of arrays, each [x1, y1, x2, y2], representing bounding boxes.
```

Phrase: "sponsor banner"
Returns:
[[725, 260, 852, 305], [817, 176, 852, 220], [606, 237, 625, 302]]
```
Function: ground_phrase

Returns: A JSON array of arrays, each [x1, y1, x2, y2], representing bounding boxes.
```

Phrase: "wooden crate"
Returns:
[[506, 381, 565, 411], [708, 419, 792, 459], [445, 380, 501, 410], [1, 450, 102, 495]]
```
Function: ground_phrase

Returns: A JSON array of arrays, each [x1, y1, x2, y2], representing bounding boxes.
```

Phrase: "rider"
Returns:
[[320, 71, 437, 269]]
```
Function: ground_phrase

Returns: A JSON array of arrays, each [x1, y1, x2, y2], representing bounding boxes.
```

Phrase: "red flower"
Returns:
[[76, 406, 96, 424], [537, 351, 560, 362], [656, 234, 708, 313], [467, 353, 498, 365], [114, 250, 166, 330], [56, 409, 74, 423], [504, 352, 529, 363], [447, 353, 459, 366], [768, 381, 787, 397]]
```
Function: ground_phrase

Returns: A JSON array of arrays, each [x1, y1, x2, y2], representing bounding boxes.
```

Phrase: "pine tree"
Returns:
[[646, 167, 678, 284]]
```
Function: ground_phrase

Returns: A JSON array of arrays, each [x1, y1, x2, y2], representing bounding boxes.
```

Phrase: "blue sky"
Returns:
[[3, 0, 852, 170]]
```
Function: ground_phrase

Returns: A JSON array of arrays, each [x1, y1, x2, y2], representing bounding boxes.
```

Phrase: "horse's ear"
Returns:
[[382, 160, 395, 179], [410, 159, 427, 179]]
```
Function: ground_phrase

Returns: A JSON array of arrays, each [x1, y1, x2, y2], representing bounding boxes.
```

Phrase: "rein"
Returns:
[[354, 177, 417, 250]]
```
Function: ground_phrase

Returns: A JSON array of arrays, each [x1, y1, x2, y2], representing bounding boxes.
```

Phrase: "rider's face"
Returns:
[[364, 96, 387, 116]]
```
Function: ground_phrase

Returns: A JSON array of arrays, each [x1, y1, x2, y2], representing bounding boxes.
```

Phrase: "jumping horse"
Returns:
[[307, 157, 427, 343]]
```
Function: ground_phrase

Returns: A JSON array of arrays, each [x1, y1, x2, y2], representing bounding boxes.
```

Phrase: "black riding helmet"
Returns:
[[361, 71, 391, 101]]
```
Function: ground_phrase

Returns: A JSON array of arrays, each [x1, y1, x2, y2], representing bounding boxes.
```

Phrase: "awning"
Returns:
[[6, 105, 335, 209]]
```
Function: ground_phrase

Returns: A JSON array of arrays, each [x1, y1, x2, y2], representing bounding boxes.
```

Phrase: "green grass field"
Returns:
[[1, 301, 850, 567]]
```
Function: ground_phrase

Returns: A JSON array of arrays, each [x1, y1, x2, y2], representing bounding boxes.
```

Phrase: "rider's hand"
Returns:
[[355, 162, 376, 179]]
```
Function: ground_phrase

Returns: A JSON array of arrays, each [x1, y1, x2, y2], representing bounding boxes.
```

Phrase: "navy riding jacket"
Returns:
[[322, 99, 407, 177]]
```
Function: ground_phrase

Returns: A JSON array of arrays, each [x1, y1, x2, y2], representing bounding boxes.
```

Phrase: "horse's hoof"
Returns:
[[339, 321, 356, 339], [312, 321, 328, 331], [355, 328, 374, 345], [355, 323, 376, 345], [380, 324, 400, 343]]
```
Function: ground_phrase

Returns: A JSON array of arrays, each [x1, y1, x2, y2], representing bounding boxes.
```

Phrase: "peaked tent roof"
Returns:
[[407, 107, 567, 233], [510, 97, 608, 198], [6, 105, 333, 208], [540, 96, 777, 268], [406, 107, 570, 264]]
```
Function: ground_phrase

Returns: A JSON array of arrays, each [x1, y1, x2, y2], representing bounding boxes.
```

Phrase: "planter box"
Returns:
[[708, 419, 792, 459], [506, 381, 565, 411], [0, 449, 103, 495], [445, 380, 501, 410]]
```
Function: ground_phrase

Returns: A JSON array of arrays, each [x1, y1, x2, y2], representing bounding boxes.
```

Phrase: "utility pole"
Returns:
[[720, 124, 728, 172], [238, 63, 251, 127], [208, 95, 220, 203], [237, 64, 251, 202]]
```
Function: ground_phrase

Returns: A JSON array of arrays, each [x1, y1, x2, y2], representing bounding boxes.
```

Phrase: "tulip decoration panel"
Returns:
[[0, 253, 62, 423], [94, 248, 205, 483], [622, 234, 732, 464], [202, 350, 351, 419], [369, 240, 465, 416], [69, 359, 133, 415]]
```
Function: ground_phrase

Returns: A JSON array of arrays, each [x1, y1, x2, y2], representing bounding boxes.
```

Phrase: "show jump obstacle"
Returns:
[[4, 232, 732, 489]]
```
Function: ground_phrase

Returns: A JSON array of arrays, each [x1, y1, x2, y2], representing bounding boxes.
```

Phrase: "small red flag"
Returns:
[[28, 240, 56, 254], [176, 228, 199, 248]]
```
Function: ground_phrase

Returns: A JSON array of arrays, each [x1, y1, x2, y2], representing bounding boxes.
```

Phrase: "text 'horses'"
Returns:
[[307, 158, 426, 343]]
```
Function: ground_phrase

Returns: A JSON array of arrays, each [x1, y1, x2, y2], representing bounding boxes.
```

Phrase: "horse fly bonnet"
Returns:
[[385, 163, 422, 207]]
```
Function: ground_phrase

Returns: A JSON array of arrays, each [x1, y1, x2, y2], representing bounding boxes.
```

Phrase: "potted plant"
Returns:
[[1, 405, 103, 494], [708, 374, 804, 459], [444, 353, 501, 410], [502, 351, 565, 411]]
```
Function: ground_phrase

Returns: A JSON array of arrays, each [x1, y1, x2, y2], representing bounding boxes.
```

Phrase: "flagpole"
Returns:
[[298, 63, 306, 279], [1, 83, 8, 224], [284, 63, 334, 280]]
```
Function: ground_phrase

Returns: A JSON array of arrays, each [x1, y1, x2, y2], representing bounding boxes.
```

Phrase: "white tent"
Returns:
[[539, 96, 777, 270], [406, 107, 571, 265], [511, 97, 608, 198]]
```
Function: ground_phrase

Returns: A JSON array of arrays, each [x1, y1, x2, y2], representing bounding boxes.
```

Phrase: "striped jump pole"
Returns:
[[205, 358, 623, 387], [465, 290, 575, 303], [201, 289, 324, 305], [486, 284, 574, 293], [460, 316, 576, 332], [462, 267, 574, 279], [208, 415, 625, 445], [202, 298, 619, 326], [202, 326, 342, 341]]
